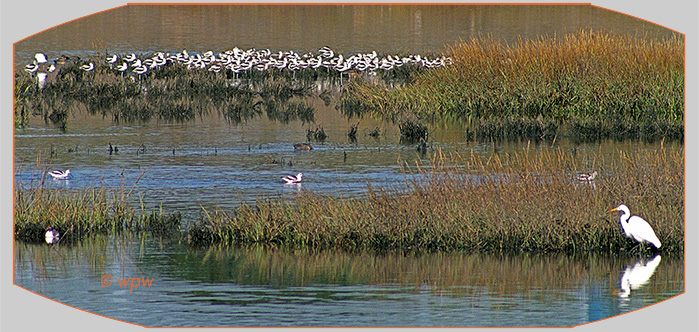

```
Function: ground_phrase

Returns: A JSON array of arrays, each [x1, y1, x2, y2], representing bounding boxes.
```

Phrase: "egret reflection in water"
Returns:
[[618, 254, 662, 299]]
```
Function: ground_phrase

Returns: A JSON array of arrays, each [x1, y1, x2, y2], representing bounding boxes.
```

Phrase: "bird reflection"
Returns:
[[618, 254, 662, 298]]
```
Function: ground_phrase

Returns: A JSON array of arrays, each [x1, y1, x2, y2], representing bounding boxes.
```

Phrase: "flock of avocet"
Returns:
[[25, 46, 453, 84]]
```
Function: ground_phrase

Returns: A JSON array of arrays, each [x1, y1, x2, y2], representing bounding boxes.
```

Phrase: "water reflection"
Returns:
[[618, 254, 662, 299], [14, 236, 684, 327]]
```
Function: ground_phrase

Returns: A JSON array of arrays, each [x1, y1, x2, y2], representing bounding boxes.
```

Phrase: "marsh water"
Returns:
[[13, 4, 684, 327], [14, 234, 684, 327]]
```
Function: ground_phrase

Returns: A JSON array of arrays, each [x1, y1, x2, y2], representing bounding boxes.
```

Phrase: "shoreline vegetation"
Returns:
[[342, 31, 684, 143], [15, 147, 684, 254], [15, 31, 684, 142], [14, 31, 684, 252]]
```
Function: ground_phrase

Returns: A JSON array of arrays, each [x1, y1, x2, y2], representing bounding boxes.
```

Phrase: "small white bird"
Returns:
[[576, 171, 598, 182], [48, 169, 71, 179], [106, 54, 118, 65], [133, 65, 148, 75], [80, 63, 94, 71], [45, 228, 60, 245], [124, 53, 137, 62], [116, 62, 128, 72], [610, 204, 661, 249], [25, 62, 39, 74], [282, 173, 303, 184], [35, 52, 48, 64]]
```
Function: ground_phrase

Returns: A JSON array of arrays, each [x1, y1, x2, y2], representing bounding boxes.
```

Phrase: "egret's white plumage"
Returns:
[[48, 169, 71, 179], [611, 204, 661, 249], [282, 173, 303, 184]]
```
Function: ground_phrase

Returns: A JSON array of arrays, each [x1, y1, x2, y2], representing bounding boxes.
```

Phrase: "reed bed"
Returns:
[[341, 30, 684, 142], [14, 166, 181, 243], [188, 146, 684, 253], [14, 60, 318, 127]]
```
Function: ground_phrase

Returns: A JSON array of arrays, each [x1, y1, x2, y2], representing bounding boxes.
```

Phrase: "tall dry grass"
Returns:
[[189, 145, 684, 253], [341, 30, 684, 142]]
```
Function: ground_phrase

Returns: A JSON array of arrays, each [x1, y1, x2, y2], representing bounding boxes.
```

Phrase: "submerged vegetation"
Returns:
[[187, 146, 683, 253], [341, 30, 684, 142]]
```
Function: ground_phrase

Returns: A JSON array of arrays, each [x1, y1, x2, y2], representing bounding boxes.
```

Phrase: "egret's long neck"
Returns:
[[618, 210, 631, 236], [619, 211, 630, 225]]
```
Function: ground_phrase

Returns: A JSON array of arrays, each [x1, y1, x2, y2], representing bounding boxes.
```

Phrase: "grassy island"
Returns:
[[341, 31, 684, 142]]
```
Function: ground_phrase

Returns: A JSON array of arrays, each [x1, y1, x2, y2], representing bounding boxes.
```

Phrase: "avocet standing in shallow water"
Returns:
[[576, 171, 598, 182], [48, 169, 71, 179], [282, 173, 303, 184]]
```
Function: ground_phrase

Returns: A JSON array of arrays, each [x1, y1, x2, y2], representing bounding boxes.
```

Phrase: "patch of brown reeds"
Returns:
[[341, 30, 684, 142], [188, 145, 684, 253]]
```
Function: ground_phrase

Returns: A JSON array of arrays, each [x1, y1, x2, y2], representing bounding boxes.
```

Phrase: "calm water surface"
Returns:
[[14, 4, 679, 66], [14, 234, 684, 327], [13, 4, 684, 327]]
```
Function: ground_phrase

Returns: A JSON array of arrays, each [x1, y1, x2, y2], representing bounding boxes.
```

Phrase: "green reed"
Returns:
[[340, 30, 684, 142], [188, 145, 684, 253]]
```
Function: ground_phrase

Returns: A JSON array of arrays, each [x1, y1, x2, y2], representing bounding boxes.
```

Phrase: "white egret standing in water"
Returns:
[[610, 204, 661, 249]]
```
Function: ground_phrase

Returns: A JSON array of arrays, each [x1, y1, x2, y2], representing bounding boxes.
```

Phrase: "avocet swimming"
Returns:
[[48, 169, 71, 179], [282, 173, 303, 184]]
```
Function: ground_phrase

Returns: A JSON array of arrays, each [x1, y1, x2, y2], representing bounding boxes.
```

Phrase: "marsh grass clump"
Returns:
[[188, 146, 684, 253], [14, 167, 182, 243], [399, 119, 429, 144], [306, 125, 328, 142], [341, 30, 684, 142], [464, 116, 559, 142]]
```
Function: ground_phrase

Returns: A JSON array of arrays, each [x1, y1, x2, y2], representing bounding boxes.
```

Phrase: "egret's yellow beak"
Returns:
[[609, 207, 618, 212]]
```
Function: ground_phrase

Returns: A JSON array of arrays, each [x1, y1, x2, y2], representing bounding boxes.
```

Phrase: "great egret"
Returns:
[[610, 204, 661, 249], [282, 173, 303, 184]]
